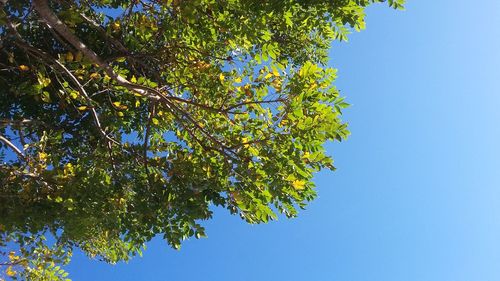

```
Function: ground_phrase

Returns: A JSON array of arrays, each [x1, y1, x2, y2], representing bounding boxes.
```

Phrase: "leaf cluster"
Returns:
[[0, 0, 403, 279]]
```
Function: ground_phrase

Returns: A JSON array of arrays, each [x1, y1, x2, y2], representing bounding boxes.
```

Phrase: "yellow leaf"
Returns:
[[196, 61, 210, 70], [77, 106, 87, 111], [152, 118, 159, 125], [234, 77, 242, 83], [292, 180, 306, 190], [112, 21, 121, 31], [264, 73, 273, 80], [65, 52, 74, 62], [130, 75, 137, 83], [271, 80, 282, 91], [18, 65, 30, 71], [7, 52, 14, 63], [243, 84, 252, 96], [39, 152, 48, 161], [232, 191, 243, 203], [64, 163, 75, 176], [135, 100, 141, 107], [69, 91, 79, 99], [8, 251, 17, 261], [219, 73, 225, 82], [241, 137, 250, 148], [6, 266, 16, 277], [90, 72, 100, 79], [74, 51, 83, 62], [113, 101, 127, 110], [117, 112, 124, 117]]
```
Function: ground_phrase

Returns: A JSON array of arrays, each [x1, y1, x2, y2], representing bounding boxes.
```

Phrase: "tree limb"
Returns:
[[32, 0, 158, 100], [30, 0, 248, 160], [2, 14, 118, 147], [0, 135, 25, 160]]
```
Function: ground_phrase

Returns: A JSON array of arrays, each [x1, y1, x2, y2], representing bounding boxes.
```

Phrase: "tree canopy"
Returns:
[[0, 0, 403, 279]]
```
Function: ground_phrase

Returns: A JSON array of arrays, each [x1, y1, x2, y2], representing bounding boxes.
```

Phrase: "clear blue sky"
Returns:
[[66, 1, 500, 280]]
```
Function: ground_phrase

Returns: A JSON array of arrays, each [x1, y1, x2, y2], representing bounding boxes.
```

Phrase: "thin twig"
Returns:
[[144, 101, 156, 187]]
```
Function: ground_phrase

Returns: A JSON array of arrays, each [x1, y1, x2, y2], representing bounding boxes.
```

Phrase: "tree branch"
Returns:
[[0, 119, 45, 128], [2, 15, 119, 147], [224, 98, 285, 111], [32, 0, 158, 100], [30, 0, 250, 160], [143, 101, 156, 187], [0, 135, 25, 160]]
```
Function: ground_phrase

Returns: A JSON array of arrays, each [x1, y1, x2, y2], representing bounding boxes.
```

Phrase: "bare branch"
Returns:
[[224, 99, 285, 111], [0, 259, 27, 267], [0, 119, 44, 128], [0, 135, 25, 160], [143, 101, 156, 187]]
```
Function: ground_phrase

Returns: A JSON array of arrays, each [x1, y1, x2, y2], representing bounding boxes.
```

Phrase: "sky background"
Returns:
[[66, 1, 500, 280]]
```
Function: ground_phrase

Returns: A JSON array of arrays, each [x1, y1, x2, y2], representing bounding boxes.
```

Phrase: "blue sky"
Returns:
[[66, 1, 500, 280]]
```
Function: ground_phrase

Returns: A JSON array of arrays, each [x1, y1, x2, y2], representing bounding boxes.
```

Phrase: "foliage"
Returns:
[[0, 0, 403, 279]]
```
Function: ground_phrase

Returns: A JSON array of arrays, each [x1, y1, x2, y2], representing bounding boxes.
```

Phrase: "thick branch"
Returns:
[[2, 15, 118, 146], [32, 0, 157, 99], [30, 0, 250, 160]]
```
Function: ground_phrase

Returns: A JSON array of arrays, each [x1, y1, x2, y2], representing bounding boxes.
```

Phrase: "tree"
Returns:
[[0, 0, 403, 279]]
